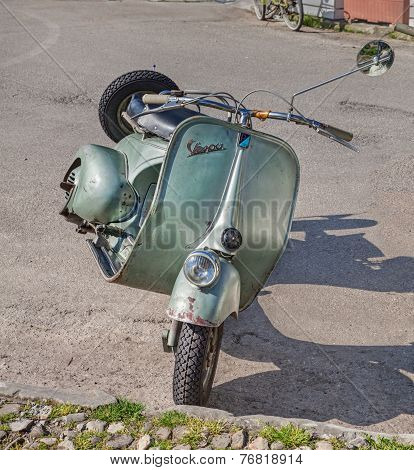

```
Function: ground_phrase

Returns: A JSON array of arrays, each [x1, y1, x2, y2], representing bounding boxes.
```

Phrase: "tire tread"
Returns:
[[173, 323, 223, 405], [98, 70, 178, 142]]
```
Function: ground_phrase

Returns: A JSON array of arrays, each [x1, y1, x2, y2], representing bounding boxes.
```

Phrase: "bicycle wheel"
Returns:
[[282, 0, 304, 31], [253, 0, 268, 21], [265, 3, 279, 19]]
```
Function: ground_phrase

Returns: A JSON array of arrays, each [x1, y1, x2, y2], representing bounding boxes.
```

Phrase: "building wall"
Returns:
[[344, 0, 410, 24], [303, 0, 344, 20], [303, 0, 413, 24]]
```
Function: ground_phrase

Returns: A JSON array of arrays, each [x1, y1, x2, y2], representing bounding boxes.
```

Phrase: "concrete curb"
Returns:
[[171, 405, 414, 445], [1, 381, 412, 444], [0, 381, 116, 409]]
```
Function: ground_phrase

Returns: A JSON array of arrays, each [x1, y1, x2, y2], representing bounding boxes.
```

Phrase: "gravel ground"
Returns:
[[1, 397, 412, 450], [0, 0, 413, 434]]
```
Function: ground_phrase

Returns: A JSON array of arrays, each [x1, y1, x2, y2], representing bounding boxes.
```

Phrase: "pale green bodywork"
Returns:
[[62, 116, 299, 326], [64, 145, 137, 224], [167, 259, 241, 327]]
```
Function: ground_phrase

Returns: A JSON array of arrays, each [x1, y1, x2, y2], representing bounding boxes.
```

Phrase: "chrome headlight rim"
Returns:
[[183, 250, 221, 288]]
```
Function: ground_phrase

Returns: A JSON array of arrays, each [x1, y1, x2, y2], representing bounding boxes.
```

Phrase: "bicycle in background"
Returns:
[[253, 0, 304, 31]]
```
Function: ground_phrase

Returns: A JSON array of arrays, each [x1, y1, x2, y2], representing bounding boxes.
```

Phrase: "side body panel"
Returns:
[[233, 130, 300, 310]]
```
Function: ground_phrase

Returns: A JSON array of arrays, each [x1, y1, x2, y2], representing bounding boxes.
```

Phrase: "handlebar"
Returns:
[[133, 94, 356, 150], [394, 23, 414, 36]]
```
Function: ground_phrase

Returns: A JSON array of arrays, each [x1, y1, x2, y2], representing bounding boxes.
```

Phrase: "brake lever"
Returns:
[[316, 128, 359, 152]]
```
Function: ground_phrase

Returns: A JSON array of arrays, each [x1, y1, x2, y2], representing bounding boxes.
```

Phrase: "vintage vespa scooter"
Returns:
[[60, 40, 394, 405]]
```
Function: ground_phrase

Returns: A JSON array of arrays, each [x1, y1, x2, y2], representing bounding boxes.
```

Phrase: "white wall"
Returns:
[[410, 2, 414, 26], [302, 0, 344, 20]]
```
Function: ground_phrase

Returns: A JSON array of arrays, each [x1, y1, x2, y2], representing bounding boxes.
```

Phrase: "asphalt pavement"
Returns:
[[0, 0, 413, 433]]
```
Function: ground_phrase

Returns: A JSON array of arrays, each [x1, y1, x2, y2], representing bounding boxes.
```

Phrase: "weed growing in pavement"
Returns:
[[260, 424, 313, 449], [0, 413, 16, 424], [153, 410, 188, 429], [363, 435, 414, 450], [91, 399, 144, 424], [49, 403, 83, 419], [329, 437, 346, 449], [73, 431, 109, 450]]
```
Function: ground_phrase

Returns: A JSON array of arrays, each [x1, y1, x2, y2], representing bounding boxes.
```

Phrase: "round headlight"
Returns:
[[183, 251, 220, 288]]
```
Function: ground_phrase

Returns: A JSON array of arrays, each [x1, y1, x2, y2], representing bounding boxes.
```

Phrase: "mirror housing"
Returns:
[[357, 40, 394, 77]]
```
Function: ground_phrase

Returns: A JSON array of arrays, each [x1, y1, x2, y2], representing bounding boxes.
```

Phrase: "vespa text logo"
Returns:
[[186, 139, 225, 158]]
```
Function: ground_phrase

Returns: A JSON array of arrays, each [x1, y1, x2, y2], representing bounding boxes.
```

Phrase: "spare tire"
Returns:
[[98, 70, 178, 143]]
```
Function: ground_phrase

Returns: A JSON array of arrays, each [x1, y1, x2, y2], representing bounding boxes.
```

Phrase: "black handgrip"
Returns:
[[394, 23, 414, 36], [323, 124, 353, 142]]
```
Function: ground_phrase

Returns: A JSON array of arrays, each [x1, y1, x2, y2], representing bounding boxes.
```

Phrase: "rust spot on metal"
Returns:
[[167, 307, 214, 327], [188, 296, 195, 312]]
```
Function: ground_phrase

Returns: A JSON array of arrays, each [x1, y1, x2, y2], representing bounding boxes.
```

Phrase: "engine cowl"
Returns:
[[60, 144, 138, 226]]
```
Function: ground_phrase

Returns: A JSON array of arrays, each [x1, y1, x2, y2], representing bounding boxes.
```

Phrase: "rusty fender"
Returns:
[[166, 259, 240, 327]]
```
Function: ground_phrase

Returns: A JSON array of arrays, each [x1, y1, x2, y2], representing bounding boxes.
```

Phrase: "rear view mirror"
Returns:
[[357, 40, 394, 77]]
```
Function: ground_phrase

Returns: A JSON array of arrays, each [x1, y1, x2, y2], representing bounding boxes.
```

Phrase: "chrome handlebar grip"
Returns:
[[320, 124, 353, 142]]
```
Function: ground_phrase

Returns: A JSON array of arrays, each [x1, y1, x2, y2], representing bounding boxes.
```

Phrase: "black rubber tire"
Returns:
[[173, 323, 224, 406], [253, 0, 267, 20], [98, 70, 178, 143]]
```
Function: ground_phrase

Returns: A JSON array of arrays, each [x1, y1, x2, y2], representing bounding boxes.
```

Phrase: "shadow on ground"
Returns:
[[210, 215, 413, 428], [275, 214, 413, 293]]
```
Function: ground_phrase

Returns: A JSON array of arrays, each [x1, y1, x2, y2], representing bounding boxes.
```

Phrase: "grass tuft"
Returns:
[[303, 14, 338, 30], [153, 439, 174, 450], [0, 423, 10, 431], [180, 429, 203, 449], [91, 399, 144, 424], [303, 14, 324, 29], [229, 424, 242, 434], [363, 435, 414, 450], [329, 437, 346, 450], [260, 424, 313, 449], [37, 442, 50, 450], [49, 403, 82, 420], [153, 410, 188, 429], [204, 419, 227, 436], [176, 416, 228, 448], [73, 431, 108, 450], [0, 413, 17, 424]]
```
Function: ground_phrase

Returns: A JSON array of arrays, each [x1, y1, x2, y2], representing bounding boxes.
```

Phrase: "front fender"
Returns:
[[167, 259, 240, 327]]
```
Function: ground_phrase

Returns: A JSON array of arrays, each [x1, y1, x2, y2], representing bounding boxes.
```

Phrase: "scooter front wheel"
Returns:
[[173, 323, 223, 406]]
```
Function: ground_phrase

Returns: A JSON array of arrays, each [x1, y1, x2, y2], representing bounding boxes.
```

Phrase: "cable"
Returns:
[[236, 89, 306, 118]]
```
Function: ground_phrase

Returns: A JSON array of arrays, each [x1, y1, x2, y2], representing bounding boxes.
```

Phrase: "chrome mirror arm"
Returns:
[[289, 54, 391, 111]]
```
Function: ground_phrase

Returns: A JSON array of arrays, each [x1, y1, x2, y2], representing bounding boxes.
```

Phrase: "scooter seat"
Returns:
[[127, 93, 203, 140], [138, 108, 203, 140]]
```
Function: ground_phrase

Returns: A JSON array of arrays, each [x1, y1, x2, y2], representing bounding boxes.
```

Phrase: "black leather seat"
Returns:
[[127, 94, 202, 140], [138, 107, 203, 140]]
